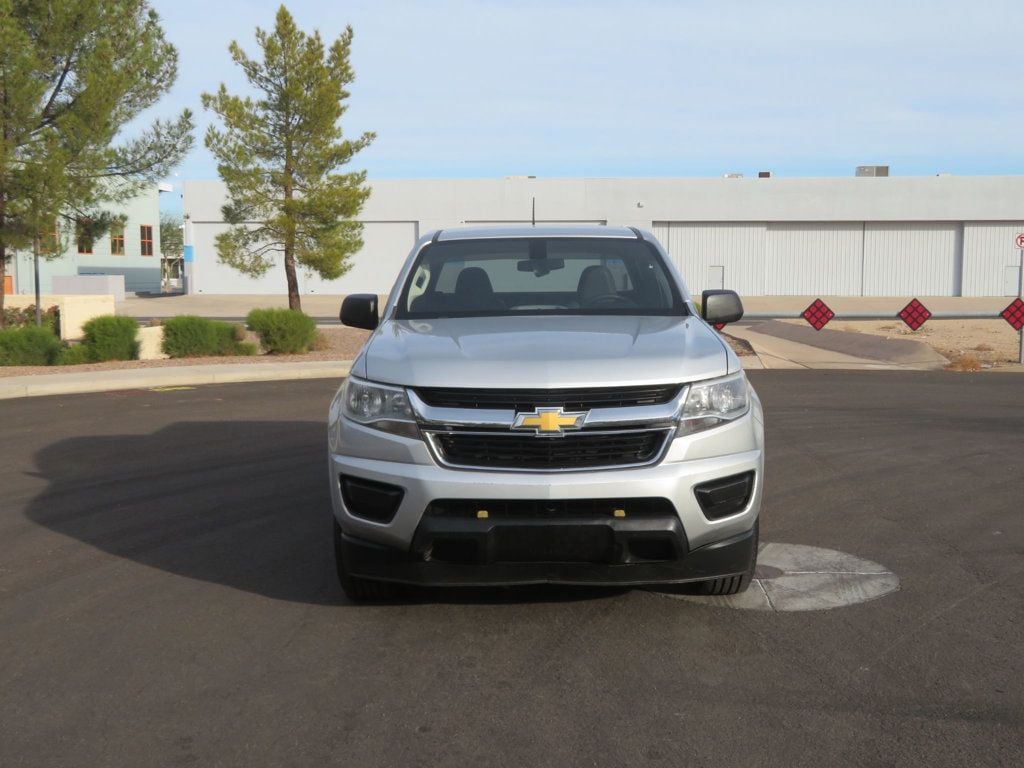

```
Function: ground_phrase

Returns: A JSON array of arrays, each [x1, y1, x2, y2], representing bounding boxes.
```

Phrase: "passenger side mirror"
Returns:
[[341, 294, 379, 330], [701, 290, 744, 325]]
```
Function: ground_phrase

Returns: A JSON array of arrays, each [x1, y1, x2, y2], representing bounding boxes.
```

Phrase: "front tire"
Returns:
[[333, 520, 398, 603], [690, 519, 759, 596]]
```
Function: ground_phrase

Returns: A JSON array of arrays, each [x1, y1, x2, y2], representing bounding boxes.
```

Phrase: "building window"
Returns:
[[140, 225, 153, 256], [77, 222, 93, 254], [110, 225, 125, 255], [40, 223, 59, 255]]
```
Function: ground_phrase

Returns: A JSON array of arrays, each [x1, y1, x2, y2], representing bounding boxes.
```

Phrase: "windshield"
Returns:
[[396, 237, 684, 319]]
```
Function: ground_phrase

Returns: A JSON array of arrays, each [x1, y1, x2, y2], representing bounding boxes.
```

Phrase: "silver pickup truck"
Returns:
[[328, 225, 764, 602]]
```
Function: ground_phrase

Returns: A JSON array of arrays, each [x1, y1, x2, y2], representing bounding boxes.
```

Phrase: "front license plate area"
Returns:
[[493, 525, 614, 563]]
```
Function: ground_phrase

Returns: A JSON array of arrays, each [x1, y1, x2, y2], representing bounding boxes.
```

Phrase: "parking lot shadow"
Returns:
[[25, 420, 340, 605], [24, 418, 622, 607]]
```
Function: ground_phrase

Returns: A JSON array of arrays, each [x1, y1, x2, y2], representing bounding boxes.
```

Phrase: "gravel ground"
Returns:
[[781, 318, 1022, 368], [0, 327, 372, 378]]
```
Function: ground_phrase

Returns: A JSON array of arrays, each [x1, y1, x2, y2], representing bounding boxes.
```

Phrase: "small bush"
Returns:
[[82, 315, 139, 361], [59, 344, 92, 366], [162, 315, 256, 358], [946, 352, 982, 372], [0, 325, 63, 366], [2, 305, 60, 336], [246, 308, 316, 354]]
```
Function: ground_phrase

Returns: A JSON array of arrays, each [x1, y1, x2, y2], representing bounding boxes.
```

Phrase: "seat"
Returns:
[[453, 267, 497, 311], [577, 265, 617, 305]]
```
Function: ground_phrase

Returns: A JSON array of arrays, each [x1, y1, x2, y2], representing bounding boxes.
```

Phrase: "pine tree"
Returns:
[[0, 0, 193, 325], [202, 5, 374, 311]]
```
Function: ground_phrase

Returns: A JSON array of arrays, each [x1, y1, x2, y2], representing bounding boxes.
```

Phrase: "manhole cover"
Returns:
[[657, 542, 899, 612]]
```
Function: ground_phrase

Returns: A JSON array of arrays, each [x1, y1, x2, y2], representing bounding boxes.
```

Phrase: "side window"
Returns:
[[605, 258, 632, 290], [434, 261, 465, 293], [407, 264, 430, 303]]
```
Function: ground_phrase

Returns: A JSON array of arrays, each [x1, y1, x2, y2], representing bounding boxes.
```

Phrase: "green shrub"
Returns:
[[0, 325, 63, 366], [246, 308, 316, 354], [2, 305, 60, 336], [81, 315, 139, 361], [162, 315, 257, 358], [59, 344, 92, 366]]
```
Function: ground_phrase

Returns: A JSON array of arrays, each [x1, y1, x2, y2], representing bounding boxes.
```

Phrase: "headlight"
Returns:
[[338, 376, 419, 439], [677, 372, 749, 435]]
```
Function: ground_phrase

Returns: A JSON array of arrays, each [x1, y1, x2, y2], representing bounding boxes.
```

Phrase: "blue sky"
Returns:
[[151, 0, 1024, 209]]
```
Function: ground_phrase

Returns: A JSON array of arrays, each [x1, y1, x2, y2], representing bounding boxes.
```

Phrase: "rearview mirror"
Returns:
[[341, 294, 379, 330], [517, 257, 565, 276], [701, 290, 744, 325]]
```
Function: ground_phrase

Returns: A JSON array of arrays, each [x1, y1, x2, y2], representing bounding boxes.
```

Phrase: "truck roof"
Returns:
[[434, 224, 642, 241]]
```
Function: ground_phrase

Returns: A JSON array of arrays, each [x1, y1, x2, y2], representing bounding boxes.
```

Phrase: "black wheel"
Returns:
[[690, 520, 759, 596], [333, 519, 398, 603]]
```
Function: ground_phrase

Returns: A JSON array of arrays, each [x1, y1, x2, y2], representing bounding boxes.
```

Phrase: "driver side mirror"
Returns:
[[701, 290, 744, 325], [341, 294, 379, 330]]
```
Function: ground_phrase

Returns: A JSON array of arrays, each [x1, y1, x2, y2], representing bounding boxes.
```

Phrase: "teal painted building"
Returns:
[[9, 187, 162, 295]]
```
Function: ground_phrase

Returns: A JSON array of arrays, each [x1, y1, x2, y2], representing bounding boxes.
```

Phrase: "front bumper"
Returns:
[[328, 405, 764, 586], [337, 525, 757, 587]]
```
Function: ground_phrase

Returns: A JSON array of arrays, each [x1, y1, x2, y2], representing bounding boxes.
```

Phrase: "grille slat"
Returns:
[[431, 430, 670, 470], [415, 384, 681, 411]]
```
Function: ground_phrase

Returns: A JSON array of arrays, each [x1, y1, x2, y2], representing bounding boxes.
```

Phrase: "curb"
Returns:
[[0, 361, 351, 400]]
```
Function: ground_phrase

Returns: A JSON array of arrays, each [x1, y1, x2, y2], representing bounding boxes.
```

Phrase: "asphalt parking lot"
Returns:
[[1, 372, 1021, 767]]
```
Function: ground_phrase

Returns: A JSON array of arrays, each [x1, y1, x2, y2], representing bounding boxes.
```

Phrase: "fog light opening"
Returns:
[[694, 471, 755, 521], [339, 475, 404, 524]]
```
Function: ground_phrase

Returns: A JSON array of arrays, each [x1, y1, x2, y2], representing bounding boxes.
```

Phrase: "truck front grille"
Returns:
[[414, 384, 681, 411], [428, 429, 672, 471]]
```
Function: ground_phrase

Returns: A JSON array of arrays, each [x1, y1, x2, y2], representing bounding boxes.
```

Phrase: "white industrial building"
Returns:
[[182, 175, 1024, 298]]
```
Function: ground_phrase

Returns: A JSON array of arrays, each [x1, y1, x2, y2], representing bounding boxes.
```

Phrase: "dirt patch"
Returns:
[[722, 332, 755, 357], [0, 327, 371, 378], [782, 318, 1021, 369]]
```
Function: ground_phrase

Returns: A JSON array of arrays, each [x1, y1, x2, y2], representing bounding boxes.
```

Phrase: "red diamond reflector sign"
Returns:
[[898, 299, 932, 331], [802, 299, 834, 331], [1002, 297, 1024, 331]]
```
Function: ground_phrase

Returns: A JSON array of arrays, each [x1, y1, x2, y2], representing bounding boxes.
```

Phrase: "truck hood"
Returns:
[[360, 315, 735, 389]]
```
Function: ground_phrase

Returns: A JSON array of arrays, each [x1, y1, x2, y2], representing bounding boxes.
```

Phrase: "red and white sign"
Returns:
[[1015, 233, 1024, 249]]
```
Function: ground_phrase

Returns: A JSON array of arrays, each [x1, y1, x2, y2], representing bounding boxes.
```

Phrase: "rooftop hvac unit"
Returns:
[[856, 165, 889, 177]]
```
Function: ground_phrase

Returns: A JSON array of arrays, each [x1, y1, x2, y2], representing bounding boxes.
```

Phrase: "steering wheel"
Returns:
[[583, 293, 636, 308]]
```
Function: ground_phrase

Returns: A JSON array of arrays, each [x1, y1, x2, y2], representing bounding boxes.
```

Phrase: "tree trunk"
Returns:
[[282, 140, 300, 311], [33, 236, 42, 326], [0, 242, 7, 328], [284, 247, 301, 311]]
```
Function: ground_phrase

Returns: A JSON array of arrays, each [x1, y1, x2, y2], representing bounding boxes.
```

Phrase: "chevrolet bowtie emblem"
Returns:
[[512, 407, 588, 435]]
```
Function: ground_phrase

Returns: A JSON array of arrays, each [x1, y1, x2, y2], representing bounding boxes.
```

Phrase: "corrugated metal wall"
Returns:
[[862, 223, 961, 296], [962, 222, 1024, 296], [765, 223, 863, 295], [654, 220, 992, 296], [652, 223, 764, 296]]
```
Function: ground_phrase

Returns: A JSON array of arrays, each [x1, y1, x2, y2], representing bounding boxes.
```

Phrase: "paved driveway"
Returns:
[[1, 373, 1021, 767]]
